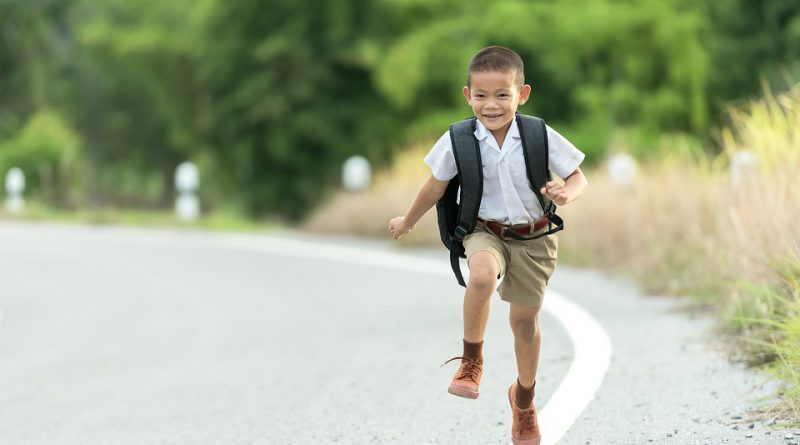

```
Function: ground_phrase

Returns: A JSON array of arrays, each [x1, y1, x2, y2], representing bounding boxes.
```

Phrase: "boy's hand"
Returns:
[[388, 216, 413, 239], [540, 181, 569, 206]]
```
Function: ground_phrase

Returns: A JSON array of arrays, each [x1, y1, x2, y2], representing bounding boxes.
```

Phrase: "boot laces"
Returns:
[[515, 407, 538, 435], [441, 356, 481, 383]]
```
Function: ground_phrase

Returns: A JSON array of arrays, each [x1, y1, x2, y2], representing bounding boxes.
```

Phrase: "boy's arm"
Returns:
[[389, 175, 449, 239], [540, 167, 588, 206]]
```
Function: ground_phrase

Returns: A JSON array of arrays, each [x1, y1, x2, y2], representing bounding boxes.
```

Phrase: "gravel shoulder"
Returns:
[[549, 266, 797, 445]]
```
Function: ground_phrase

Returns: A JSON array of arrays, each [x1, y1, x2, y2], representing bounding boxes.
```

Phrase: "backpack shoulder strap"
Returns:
[[516, 113, 564, 237], [515, 113, 551, 211], [447, 117, 482, 286], [449, 118, 483, 241]]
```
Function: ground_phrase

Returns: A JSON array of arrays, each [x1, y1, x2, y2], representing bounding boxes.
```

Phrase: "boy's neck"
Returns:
[[489, 122, 512, 149]]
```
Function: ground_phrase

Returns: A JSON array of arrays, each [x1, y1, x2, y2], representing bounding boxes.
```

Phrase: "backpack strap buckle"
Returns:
[[545, 201, 557, 217]]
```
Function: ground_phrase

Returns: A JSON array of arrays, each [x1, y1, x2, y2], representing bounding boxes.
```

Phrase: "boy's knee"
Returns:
[[467, 251, 500, 294], [510, 317, 538, 340], [467, 269, 496, 295]]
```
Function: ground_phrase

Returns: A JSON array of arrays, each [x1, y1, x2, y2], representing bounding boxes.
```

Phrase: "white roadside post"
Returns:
[[607, 153, 637, 190], [342, 155, 371, 193], [174, 162, 200, 222], [5, 167, 25, 214], [730, 150, 759, 187]]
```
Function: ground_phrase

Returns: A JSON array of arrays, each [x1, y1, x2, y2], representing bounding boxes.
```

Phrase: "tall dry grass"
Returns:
[[560, 84, 800, 298], [558, 84, 800, 416]]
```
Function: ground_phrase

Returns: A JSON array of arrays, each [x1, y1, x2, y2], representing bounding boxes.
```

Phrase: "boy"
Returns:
[[388, 46, 587, 445]]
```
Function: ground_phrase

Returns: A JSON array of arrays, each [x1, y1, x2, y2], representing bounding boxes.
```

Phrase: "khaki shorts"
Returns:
[[463, 220, 558, 308]]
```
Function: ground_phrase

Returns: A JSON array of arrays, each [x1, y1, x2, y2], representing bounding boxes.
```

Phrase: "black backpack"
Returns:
[[436, 112, 564, 286]]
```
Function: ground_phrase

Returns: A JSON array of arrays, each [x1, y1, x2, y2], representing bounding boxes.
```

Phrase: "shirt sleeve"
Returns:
[[423, 131, 458, 181], [546, 125, 585, 179]]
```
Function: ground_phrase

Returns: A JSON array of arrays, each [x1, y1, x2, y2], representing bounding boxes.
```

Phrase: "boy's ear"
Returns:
[[518, 84, 532, 105], [462, 86, 471, 104]]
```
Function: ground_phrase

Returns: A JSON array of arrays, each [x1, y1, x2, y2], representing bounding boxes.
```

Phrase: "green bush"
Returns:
[[0, 110, 83, 207], [729, 255, 800, 415]]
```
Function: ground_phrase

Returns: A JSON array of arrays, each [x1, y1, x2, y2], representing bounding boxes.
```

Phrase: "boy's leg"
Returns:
[[463, 251, 501, 343], [507, 302, 542, 444], [446, 249, 501, 399], [509, 302, 542, 391], [499, 233, 554, 444]]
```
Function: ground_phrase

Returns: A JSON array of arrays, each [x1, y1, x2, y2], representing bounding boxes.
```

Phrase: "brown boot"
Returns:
[[508, 382, 541, 445], [442, 356, 483, 399]]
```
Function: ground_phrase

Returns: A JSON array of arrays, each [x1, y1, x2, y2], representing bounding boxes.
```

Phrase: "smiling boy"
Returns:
[[389, 46, 587, 445]]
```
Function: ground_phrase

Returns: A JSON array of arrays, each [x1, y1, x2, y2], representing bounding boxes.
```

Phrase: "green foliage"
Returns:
[[197, 0, 403, 219], [69, 0, 203, 207], [1, 0, 799, 218], [0, 110, 82, 206], [701, 0, 800, 102], [376, 0, 710, 160], [549, 115, 614, 164], [730, 255, 800, 413]]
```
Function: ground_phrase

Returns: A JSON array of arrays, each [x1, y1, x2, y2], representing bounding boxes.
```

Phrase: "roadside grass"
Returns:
[[304, 85, 800, 418], [0, 201, 272, 233], [557, 85, 800, 417], [730, 255, 800, 421], [304, 142, 441, 247]]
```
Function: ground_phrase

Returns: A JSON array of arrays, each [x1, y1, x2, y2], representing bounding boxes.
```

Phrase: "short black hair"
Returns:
[[467, 46, 525, 88]]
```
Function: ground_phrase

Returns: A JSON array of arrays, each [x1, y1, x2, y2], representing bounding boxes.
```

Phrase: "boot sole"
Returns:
[[511, 438, 540, 445], [448, 384, 479, 399]]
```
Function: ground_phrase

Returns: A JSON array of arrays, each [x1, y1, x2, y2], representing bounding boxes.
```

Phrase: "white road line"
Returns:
[[537, 291, 612, 445], [209, 234, 613, 445]]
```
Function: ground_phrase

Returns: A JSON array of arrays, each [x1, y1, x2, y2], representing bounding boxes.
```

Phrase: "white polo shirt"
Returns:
[[424, 119, 585, 224]]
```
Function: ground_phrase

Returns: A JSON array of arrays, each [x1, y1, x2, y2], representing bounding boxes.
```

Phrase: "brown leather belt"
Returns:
[[479, 217, 549, 239]]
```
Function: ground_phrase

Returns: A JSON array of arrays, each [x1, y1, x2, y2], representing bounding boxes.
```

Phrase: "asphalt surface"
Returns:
[[0, 222, 797, 444]]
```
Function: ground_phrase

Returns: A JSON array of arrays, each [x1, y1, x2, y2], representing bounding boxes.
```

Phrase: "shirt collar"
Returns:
[[473, 119, 490, 141], [508, 118, 521, 139], [473, 117, 522, 141]]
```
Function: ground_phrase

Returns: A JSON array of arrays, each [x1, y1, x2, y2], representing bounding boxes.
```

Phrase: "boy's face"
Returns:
[[463, 70, 531, 134]]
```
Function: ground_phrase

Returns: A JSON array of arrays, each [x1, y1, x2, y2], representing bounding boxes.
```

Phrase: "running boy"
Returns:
[[388, 46, 587, 445]]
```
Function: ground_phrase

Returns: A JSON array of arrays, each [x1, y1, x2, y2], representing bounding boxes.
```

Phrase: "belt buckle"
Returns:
[[488, 221, 511, 241]]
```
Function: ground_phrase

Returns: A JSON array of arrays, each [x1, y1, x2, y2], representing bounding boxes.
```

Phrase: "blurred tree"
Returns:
[[375, 0, 710, 160], [701, 0, 800, 106], [1, 0, 798, 217], [73, 0, 203, 207], [0, 0, 76, 137], [0, 110, 83, 206], [198, 0, 401, 219]]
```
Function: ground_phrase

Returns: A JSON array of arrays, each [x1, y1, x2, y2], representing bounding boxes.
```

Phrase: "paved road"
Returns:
[[0, 222, 796, 444]]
